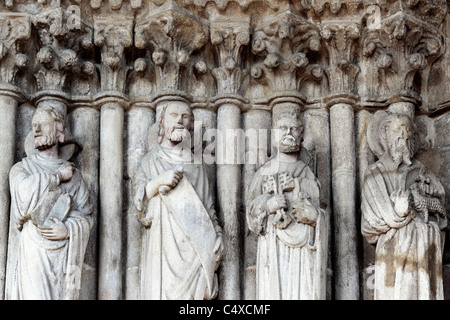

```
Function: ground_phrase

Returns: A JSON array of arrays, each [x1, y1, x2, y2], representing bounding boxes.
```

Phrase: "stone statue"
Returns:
[[246, 111, 328, 300], [362, 110, 447, 300], [133, 99, 223, 300], [6, 102, 93, 300]]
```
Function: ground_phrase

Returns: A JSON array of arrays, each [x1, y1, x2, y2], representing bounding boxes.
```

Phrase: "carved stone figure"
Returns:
[[246, 111, 328, 300], [6, 102, 93, 300], [133, 99, 223, 300], [362, 110, 447, 300]]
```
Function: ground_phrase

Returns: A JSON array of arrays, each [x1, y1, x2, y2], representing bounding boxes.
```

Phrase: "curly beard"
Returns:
[[278, 134, 300, 153], [166, 126, 191, 143], [34, 131, 58, 151]]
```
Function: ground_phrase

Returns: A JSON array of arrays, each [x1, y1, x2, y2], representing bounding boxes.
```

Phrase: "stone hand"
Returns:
[[267, 194, 287, 214], [38, 217, 68, 241], [390, 189, 410, 217], [158, 165, 184, 194], [293, 198, 318, 226], [58, 162, 75, 182]]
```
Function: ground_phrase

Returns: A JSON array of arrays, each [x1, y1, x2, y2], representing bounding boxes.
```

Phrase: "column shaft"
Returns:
[[242, 109, 271, 300], [125, 106, 154, 300], [0, 95, 18, 299], [217, 103, 241, 300], [99, 102, 124, 300], [69, 107, 100, 300], [330, 103, 359, 300]]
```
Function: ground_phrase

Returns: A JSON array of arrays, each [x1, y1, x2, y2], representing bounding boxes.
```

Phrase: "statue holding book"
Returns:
[[5, 102, 93, 300]]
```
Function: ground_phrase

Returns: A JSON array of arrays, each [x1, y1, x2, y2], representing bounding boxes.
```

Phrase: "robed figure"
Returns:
[[5, 104, 93, 300], [246, 112, 328, 300], [362, 111, 447, 300], [134, 100, 223, 300]]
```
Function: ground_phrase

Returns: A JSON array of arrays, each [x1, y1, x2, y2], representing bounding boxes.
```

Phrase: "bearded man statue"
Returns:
[[246, 111, 328, 300], [133, 99, 223, 300], [362, 110, 447, 300], [6, 102, 93, 300]]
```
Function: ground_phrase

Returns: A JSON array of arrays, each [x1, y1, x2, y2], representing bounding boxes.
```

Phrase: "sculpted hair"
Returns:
[[33, 104, 65, 141], [157, 102, 195, 144], [378, 113, 416, 159], [276, 111, 301, 126]]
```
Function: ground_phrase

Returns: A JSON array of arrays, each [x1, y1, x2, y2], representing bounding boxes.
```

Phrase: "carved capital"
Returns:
[[211, 20, 249, 95], [250, 11, 322, 93], [321, 22, 361, 94], [33, 8, 94, 92], [94, 18, 133, 92], [362, 11, 444, 100], [0, 13, 31, 85], [135, 8, 208, 93]]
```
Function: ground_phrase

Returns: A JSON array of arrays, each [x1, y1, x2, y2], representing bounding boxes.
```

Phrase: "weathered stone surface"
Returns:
[[0, 0, 447, 301]]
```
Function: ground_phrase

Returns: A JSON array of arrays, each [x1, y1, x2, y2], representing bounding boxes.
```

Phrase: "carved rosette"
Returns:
[[321, 22, 361, 102], [250, 11, 322, 106], [362, 10, 444, 107], [135, 8, 208, 96], [0, 13, 30, 86]]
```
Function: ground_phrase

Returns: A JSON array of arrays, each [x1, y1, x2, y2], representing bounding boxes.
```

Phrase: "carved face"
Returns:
[[275, 116, 303, 153], [161, 101, 193, 143], [386, 115, 414, 167], [32, 109, 63, 151]]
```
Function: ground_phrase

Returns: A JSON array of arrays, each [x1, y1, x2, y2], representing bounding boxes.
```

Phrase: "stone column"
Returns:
[[94, 17, 133, 300], [96, 92, 128, 300], [242, 108, 271, 300], [321, 21, 362, 300], [329, 101, 359, 300], [0, 12, 30, 298], [356, 109, 376, 300], [125, 101, 155, 300], [303, 106, 333, 299], [215, 97, 246, 300], [69, 105, 100, 300], [210, 18, 250, 299], [0, 85, 24, 298]]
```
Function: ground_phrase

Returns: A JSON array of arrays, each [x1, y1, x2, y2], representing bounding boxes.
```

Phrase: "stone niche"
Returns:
[[0, 0, 448, 300]]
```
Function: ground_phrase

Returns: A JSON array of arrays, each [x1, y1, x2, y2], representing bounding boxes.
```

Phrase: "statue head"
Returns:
[[157, 100, 194, 146], [32, 102, 65, 151], [274, 111, 303, 154], [379, 113, 416, 168]]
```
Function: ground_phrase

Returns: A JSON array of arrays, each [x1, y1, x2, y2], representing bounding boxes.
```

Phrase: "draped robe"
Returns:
[[361, 159, 447, 300], [6, 153, 93, 300], [134, 144, 222, 300], [246, 158, 328, 300]]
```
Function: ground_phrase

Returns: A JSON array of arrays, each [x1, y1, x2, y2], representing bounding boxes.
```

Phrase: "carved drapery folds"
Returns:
[[0, 0, 448, 301]]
